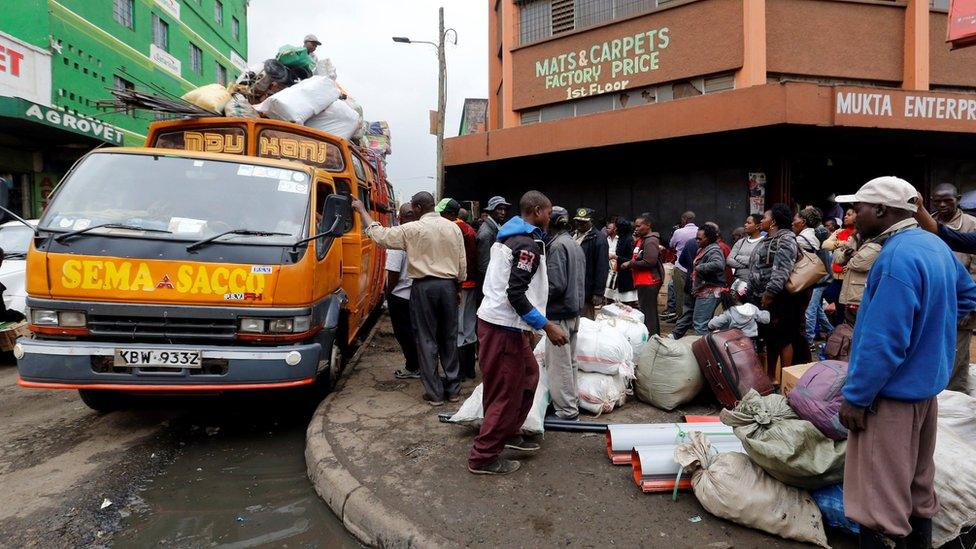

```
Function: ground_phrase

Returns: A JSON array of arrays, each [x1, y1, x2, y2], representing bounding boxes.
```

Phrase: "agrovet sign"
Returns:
[[510, 0, 743, 111]]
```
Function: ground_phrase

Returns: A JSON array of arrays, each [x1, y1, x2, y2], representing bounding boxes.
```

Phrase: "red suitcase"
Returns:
[[691, 329, 774, 408]]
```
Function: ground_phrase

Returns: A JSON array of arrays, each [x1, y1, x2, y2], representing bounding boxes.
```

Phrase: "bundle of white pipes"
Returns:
[[631, 439, 745, 493], [604, 421, 736, 464]]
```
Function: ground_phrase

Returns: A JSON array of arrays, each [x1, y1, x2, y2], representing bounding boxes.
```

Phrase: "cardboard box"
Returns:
[[781, 363, 816, 397]]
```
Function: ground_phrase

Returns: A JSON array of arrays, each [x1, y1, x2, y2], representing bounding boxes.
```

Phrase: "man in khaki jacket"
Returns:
[[930, 183, 976, 393]]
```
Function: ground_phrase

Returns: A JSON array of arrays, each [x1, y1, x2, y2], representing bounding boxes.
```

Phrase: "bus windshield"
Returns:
[[39, 153, 311, 246]]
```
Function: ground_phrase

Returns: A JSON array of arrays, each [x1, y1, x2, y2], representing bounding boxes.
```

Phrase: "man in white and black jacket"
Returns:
[[468, 191, 569, 476]]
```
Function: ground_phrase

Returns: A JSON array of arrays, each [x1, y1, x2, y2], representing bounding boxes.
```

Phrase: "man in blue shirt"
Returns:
[[836, 177, 976, 549]]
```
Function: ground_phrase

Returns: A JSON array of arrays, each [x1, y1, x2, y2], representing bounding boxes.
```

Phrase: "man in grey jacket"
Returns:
[[476, 196, 511, 286], [545, 207, 586, 420]]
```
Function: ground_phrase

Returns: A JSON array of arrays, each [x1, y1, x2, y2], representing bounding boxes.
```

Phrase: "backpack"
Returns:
[[786, 360, 849, 440], [823, 324, 853, 362]]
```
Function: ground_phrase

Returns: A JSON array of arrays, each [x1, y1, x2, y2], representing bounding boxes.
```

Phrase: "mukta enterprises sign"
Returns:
[[834, 87, 976, 133], [510, 0, 743, 110]]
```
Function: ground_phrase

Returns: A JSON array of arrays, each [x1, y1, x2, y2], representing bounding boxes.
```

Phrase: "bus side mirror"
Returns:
[[323, 194, 353, 236]]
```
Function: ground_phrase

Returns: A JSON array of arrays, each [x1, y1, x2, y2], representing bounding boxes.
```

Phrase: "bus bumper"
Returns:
[[15, 338, 324, 391]]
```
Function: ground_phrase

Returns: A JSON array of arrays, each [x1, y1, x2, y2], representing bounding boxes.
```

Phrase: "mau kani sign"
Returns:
[[834, 87, 976, 133]]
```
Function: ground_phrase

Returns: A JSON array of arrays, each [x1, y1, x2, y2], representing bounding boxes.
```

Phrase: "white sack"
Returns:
[[933, 425, 976, 547], [254, 75, 340, 124], [596, 314, 649, 355], [181, 84, 231, 113], [577, 371, 628, 416], [304, 99, 362, 140], [448, 372, 549, 435], [937, 390, 976, 444], [634, 334, 703, 410], [674, 432, 829, 548], [600, 302, 645, 324], [576, 317, 634, 377]]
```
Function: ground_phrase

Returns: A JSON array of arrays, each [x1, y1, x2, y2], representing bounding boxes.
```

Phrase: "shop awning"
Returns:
[[0, 96, 126, 146]]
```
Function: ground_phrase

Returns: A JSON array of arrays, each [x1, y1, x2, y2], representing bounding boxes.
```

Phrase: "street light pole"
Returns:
[[392, 7, 456, 200], [436, 6, 446, 200]]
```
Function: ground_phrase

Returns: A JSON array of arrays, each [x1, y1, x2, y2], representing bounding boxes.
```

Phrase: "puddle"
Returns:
[[112, 394, 360, 548]]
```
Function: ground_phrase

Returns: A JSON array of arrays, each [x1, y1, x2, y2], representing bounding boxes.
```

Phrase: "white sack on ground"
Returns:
[[674, 431, 829, 548], [596, 313, 648, 355], [933, 424, 976, 547], [254, 75, 340, 123], [634, 334, 703, 410], [304, 99, 362, 139], [577, 371, 628, 415], [448, 372, 549, 435], [937, 390, 976, 444], [575, 317, 634, 377]]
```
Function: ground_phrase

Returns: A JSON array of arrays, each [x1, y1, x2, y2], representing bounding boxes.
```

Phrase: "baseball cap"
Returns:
[[486, 196, 510, 211], [835, 176, 919, 213], [304, 34, 322, 45], [551, 206, 569, 224], [435, 197, 461, 214], [574, 207, 596, 221]]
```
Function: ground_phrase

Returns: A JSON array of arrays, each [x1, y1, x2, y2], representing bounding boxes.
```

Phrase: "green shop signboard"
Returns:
[[0, 96, 125, 145]]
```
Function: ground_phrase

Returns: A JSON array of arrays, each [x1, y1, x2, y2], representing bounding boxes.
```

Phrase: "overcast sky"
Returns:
[[247, 1, 488, 200]]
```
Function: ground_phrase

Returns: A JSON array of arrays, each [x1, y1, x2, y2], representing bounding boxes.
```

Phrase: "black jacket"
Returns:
[[578, 228, 610, 299], [615, 233, 636, 294]]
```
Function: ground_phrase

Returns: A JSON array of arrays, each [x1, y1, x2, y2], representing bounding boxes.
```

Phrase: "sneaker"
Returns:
[[423, 394, 444, 407], [395, 369, 421, 380], [504, 436, 541, 452], [545, 413, 578, 422], [446, 393, 461, 403], [468, 458, 521, 475]]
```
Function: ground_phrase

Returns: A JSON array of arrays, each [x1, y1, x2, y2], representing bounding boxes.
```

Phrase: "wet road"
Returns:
[[0, 361, 360, 548]]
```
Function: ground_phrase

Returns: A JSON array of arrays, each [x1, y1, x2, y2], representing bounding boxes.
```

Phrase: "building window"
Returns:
[[152, 14, 169, 51], [519, 1, 551, 45], [114, 76, 135, 114], [189, 43, 203, 74], [232, 17, 240, 40], [575, 0, 612, 28], [216, 63, 228, 85], [215, 0, 223, 25], [113, 0, 134, 29], [931, 0, 949, 9]]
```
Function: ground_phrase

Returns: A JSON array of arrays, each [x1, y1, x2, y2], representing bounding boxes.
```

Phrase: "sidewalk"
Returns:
[[307, 315, 857, 548]]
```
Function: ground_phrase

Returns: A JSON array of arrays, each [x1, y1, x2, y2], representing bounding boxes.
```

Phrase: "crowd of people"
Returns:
[[350, 175, 976, 547]]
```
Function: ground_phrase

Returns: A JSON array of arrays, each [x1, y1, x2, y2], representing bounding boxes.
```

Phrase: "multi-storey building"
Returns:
[[445, 0, 976, 234], [0, 0, 248, 216]]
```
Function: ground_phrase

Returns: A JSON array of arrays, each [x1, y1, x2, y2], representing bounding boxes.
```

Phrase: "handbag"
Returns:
[[787, 247, 829, 294]]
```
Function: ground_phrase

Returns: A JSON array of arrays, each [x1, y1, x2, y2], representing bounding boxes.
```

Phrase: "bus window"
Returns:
[[351, 154, 367, 182], [334, 178, 351, 196], [316, 179, 335, 260]]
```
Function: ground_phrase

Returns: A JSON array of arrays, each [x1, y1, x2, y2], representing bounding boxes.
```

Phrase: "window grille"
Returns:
[[518, 0, 552, 45], [113, 0, 134, 29], [152, 14, 168, 50], [189, 44, 203, 74]]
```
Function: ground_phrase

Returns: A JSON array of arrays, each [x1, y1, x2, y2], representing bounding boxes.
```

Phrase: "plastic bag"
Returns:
[[276, 44, 315, 73], [448, 373, 549, 435], [634, 334, 703, 411], [181, 84, 231, 113], [304, 99, 362, 139], [575, 317, 634, 377], [810, 484, 860, 535], [720, 389, 847, 489], [254, 75, 340, 124], [596, 314, 648, 354], [577, 371, 628, 416], [933, 425, 976, 546], [223, 93, 259, 118], [674, 432, 829, 547]]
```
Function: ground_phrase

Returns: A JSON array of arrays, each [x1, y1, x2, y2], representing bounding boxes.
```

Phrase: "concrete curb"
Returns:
[[305, 318, 451, 549]]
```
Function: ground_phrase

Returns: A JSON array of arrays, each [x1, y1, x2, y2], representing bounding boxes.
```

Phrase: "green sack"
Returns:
[[276, 45, 315, 72], [720, 389, 847, 489]]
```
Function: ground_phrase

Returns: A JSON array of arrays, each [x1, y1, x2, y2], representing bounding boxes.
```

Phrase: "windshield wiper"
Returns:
[[186, 229, 291, 252], [54, 223, 172, 243], [3, 252, 27, 260]]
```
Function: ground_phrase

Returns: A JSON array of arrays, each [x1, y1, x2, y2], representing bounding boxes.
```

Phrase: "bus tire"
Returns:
[[311, 341, 343, 400], [78, 389, 126, 413]]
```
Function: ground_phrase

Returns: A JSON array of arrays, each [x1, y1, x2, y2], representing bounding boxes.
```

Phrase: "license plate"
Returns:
[[114, 349, 202, 368]]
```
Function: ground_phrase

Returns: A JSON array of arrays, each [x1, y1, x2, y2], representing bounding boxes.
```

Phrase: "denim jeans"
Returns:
[[693, 295, 720, 335], [666, 280, 676, 313], [805, 286, 834, 344]]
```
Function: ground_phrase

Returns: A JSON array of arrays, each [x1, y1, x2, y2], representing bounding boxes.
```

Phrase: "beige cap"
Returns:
[[835, 176, 919, 213], [304, 34, 322, 45]]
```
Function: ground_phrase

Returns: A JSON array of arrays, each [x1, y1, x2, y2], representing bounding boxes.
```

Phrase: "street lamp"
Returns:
[[392, 7, 457, 200]]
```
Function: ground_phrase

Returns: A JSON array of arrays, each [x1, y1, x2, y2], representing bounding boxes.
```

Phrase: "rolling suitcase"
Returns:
[[691, 329, 774, 408]]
